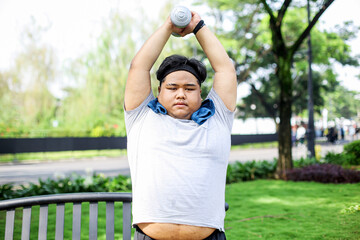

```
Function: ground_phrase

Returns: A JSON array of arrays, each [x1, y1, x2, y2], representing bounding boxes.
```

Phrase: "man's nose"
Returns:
[[176, 88, 186, 98]]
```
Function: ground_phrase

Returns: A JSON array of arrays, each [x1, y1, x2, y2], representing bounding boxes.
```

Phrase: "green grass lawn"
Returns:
[[1, 180, 359, 239], [225, 180, 360, 239]]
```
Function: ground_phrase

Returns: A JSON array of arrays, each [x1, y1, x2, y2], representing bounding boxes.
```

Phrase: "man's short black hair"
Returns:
[[156, 55, 207, 86]]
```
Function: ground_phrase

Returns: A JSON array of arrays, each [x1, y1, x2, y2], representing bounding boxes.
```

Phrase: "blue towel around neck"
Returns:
[[147, 98, 215, 125]]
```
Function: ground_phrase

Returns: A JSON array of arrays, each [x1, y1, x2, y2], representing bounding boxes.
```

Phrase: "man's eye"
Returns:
[[186, 88, 195, 91]]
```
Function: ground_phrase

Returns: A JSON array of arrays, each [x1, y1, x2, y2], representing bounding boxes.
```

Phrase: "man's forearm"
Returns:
[[130, 23, 172, 71], [125, 21, 173, 111], [195, 26, 235, 73], [195, 23, 237, 111]]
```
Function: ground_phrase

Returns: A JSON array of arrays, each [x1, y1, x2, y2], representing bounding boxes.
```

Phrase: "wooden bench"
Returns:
[[0, 192, 132, 240]]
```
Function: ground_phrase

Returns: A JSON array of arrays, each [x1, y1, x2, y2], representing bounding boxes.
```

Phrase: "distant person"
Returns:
[[349, 125, 356, 141], [291, 125, 297, 146], [355, 125, 360, 140], [296, 124, 306, 145], [323, 127, 329, 138], [327, 127, 338, 143], [340, 127, 345, 140], [124, 9, 236, 240]]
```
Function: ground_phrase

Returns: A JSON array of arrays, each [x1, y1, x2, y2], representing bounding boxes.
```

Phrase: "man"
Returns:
[[124, 9, 237, 240]]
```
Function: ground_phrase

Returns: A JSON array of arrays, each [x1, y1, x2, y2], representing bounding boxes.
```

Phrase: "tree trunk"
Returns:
[[259, 0, 335, 180], [276, 56, 293, 179]]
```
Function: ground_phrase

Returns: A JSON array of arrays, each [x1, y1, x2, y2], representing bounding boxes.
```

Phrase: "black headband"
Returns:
[[157, 64, 201, 83]]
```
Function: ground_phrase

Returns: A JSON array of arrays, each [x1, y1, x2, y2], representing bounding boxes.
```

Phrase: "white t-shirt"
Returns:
[[124, 88, 234, 231]]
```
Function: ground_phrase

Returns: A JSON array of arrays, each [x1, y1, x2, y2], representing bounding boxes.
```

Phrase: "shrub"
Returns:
[[343, 140, 360, 165], [323, 152, 352, 166], [0, 184, 14, 200], [0, 173, 132, 200], [324, 140, 360, 166], [226, 157, 319, 184], [286, 164, 360, 184], [293, 157, 318, 168], [226, 160, 277, 184], [106, 175, 132, 192]]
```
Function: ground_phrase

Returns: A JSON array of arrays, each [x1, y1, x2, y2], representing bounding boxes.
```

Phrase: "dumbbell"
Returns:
[[170, 6, 191, 37]]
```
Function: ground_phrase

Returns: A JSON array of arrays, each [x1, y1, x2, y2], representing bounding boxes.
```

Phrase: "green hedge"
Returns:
[[226, 157, 319, 184], [324, 140, 360, 166], [0, 173, 131, 200], [343, 140, 360, 165], [226, 160, 277, 184]]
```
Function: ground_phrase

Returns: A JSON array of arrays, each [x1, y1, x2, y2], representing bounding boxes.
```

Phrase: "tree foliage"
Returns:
[[0, 17, 57, 137], [202, 0, 357, 121], [200, 0, 359, 178], [0, 1, 194, 138], [324, 85, 360, 120], [56, 12, 138, 136], [56, 3, 193, 137]]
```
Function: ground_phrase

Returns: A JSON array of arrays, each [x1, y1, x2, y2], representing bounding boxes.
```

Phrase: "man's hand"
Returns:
[[171, 11, 202, 37]]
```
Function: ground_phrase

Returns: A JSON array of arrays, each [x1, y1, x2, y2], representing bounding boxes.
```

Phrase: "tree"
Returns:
[[260, 0, 337, 178], [201, 0, 359, 178], [237, 15, 350, 120], [324, 85, 360, 120], [0, 17, 57, 137], [56, 12, 141, 136], [58, 2, 193, 136]]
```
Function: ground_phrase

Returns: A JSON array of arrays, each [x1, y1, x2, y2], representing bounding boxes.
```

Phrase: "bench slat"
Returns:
[[123, 202, 132, 240], [55, 203, 65, 240], [72, 203, 82, 240], [5, 209, 15, 240], [38, 205, 48, 240], [89, 202, 98, 240], [106, 202, 114, 240], [21, 206, 31, 240]]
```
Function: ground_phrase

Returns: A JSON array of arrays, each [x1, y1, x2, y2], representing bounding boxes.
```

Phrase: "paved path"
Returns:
[[0, 142, 345, 185]]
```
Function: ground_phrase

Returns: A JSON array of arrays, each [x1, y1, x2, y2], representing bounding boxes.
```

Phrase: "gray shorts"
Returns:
[[134, 226, 226, 240]]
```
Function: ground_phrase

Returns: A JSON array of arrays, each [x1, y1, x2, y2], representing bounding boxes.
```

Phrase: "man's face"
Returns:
[[158, 70, 202, 120]]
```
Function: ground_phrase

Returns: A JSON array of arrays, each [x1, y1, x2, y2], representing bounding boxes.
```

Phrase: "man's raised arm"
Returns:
[[194, 18, 237, 111], [125, 18, 174, 111]]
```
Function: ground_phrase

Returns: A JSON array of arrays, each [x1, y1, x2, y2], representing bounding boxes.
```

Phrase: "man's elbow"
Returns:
[[228, 66, 236, 78], [217, 59, 236, 76], [129, 59, 140, 70]]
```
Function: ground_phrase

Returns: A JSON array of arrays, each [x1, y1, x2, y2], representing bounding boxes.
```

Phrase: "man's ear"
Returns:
[[158, 85, 161, 94]]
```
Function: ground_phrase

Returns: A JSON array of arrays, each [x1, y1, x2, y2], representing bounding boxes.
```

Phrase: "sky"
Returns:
[[0, 0, 359, 98]]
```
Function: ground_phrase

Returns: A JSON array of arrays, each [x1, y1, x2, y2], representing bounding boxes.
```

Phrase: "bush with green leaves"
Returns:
[[293, 157, 319, 168], [343, 140, 360, 165], [226, 160, 277, 184], [226, 154, 359, 185], [0, 184, 14, 200], [324, 140, 360, 166], [0, 173, 132, 200], [323, 152, 352, 166]]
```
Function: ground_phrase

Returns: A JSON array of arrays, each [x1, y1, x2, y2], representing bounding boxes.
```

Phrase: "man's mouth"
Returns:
[[174, 102, 187, 106]]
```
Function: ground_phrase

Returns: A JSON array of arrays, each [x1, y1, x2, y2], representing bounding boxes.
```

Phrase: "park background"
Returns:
[[0, 0, 360, 239], [0, 0, 359, 139]]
